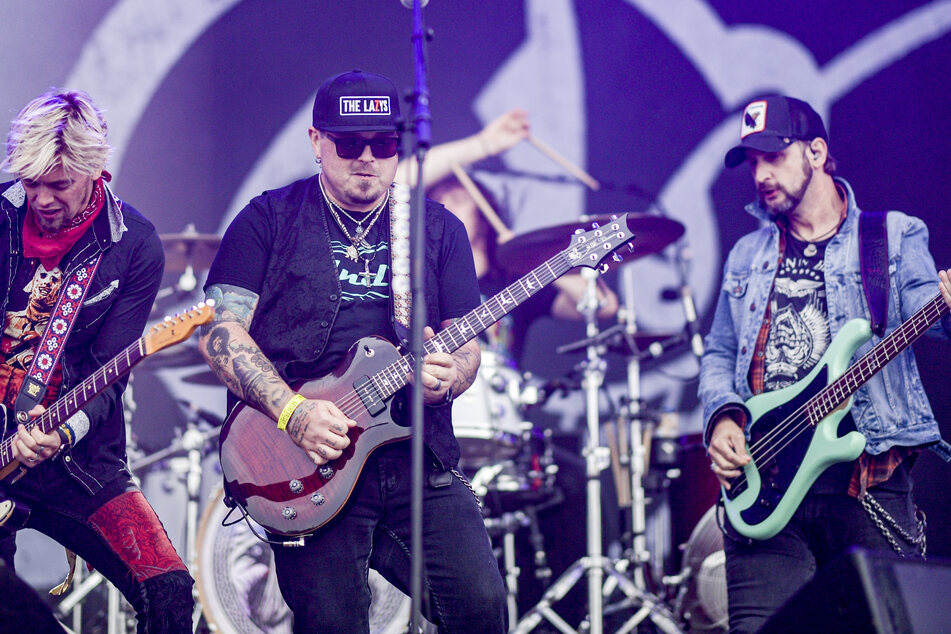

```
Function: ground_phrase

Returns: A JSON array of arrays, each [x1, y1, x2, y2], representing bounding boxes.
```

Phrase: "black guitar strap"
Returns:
[[859, 210, 951, 463], [858, 210, 888, 338]]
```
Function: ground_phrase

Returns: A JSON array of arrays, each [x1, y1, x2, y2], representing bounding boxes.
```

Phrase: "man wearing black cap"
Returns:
[[699, 95, 951, 632], [199, 70, 506, 632]]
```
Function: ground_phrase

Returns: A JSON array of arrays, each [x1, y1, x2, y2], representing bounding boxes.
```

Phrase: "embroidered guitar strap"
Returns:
[[389, 183, 412, 338], [13, 254, 104, 421], [859, 210, 888, 338]]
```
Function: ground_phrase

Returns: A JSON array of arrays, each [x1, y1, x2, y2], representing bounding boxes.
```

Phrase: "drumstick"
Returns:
[[448, 161, 516, 243], [528, 135, 601, 191]]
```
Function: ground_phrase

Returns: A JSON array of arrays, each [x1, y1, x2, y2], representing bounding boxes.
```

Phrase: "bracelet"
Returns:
[[51, 426, 71, 460], [277, 394, 306, 431]]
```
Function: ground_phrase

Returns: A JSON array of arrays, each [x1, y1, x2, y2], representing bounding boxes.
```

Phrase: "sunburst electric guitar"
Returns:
[[219, 215, 637, 537], [0, 302, 215, 529], [723, 292, 949, 540]]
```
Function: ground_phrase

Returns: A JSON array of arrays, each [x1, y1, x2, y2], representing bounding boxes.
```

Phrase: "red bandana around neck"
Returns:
[[23, 177, 106, 270]]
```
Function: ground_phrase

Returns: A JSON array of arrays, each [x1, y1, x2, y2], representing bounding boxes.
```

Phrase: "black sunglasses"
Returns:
[[326, 134, 400, 159]]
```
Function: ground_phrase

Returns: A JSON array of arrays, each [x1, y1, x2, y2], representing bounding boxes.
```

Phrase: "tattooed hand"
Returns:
[[286, 398, 356, 465]]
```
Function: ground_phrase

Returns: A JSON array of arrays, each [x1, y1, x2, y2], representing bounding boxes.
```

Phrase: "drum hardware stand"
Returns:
[[596, 265, 682, 634], [514, 266, 641, 634], [484, 510, 532, 627], [128, 402, 221, 632]]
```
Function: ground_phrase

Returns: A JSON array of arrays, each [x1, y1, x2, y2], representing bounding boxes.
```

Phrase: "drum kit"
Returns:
[[43, 213, 727, 634]]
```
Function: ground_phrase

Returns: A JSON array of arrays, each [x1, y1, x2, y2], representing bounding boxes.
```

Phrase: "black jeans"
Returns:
[[270, 441, 507, 633], [0, 462, 194, 633], [722, 487, 921, 634]]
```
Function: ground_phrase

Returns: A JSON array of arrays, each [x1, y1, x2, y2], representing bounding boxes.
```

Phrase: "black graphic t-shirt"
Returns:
[[0, 258, 65, 406], [763, 235, 831, 392], [768, 233, 858, 493], [319, 215, 394, 373]]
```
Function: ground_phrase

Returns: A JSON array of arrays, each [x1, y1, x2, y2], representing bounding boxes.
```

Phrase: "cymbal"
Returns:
[[496, 213, 684, 275], [159, 232, 221, 273], [556, 324, 683, 356], [138, 343, 205, 369], [181, 369, 223, 387]]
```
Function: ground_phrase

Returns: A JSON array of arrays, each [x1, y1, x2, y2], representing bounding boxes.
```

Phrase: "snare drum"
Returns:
[[196, 487, 419, 634], [451, 350, 526, 470]]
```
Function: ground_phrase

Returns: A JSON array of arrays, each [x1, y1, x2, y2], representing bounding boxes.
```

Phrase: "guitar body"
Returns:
[[219, 336, 411, 537], [216, 217, 641, 536], [724, 318, 871, 540]]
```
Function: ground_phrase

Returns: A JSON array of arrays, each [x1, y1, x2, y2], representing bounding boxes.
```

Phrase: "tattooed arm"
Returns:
[[198, 283, 354, 464], [418, 318, 481, 405]]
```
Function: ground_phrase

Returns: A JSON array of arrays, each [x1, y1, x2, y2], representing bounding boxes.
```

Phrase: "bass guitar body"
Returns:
[[723, 319, 870, 540], [219, 337, 411, 537]]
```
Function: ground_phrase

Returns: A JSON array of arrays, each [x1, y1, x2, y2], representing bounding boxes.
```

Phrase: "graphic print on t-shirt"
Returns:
[[327, 220, 390, 302], [763, 243, 831, 391], [2, 263, 64, 370]]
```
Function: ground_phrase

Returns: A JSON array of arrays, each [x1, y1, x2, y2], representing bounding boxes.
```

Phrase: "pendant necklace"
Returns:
[[789, 220, 841, 257], [319, 177, 388, 265]]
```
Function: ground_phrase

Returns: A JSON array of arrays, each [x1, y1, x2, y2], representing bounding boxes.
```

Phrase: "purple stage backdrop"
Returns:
[[2, 0, 949, 576]]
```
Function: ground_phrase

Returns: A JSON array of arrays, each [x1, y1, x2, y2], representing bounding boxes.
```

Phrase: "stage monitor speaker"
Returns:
[[759, 547, 951, 634]]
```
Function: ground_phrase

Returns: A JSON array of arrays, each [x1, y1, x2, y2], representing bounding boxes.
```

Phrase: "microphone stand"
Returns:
[[407, 2, 432, 632]]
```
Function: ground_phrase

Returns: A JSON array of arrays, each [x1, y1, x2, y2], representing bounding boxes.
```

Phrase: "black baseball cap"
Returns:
[[312, 70, 402, 132], [724, 96, 828, 168]]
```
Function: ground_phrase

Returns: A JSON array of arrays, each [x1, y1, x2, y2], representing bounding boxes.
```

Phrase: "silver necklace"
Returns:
[[319, 177, 387, 264]]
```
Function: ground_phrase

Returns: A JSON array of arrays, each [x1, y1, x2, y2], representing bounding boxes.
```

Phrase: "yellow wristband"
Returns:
[[277, 394, 306, 431]]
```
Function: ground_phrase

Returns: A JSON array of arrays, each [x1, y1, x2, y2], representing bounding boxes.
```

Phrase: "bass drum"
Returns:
[[451, 349, 527, 470], [196, 486, 414, 634], [675, 505, 728, 632]]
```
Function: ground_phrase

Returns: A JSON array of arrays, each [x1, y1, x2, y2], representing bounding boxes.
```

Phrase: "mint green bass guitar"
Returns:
[[723, 292, 948, 540]]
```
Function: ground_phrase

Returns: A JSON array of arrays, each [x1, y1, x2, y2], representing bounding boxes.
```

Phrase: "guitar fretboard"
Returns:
[[808, 293, 948, 423], [0, 339, 146, 468], [365, 216, 632, 401]]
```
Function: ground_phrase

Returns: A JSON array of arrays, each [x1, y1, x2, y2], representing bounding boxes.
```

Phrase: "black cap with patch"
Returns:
[[312, 70, 402, 132], [724, 96, 828, 168]]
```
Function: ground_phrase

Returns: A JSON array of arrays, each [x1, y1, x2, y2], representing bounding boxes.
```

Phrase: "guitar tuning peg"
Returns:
[[591, 222, 601, 229], [610, 214, 618, 220], [574, 228, 584, 235], [612, 253, 623, 263], [599, 263, 610, 274], [627, 243, 636, 253]]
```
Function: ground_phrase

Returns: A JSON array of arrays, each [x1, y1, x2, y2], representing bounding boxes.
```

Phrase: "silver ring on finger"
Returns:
[[432, 379, 442, 392]]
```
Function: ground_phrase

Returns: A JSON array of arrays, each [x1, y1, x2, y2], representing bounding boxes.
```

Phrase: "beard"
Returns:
[[759, 154, 813, 216]]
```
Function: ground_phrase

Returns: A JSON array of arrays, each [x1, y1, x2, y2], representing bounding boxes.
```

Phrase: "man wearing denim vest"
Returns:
[[699, 95, 951, 633], [200, 70, 506, 633]]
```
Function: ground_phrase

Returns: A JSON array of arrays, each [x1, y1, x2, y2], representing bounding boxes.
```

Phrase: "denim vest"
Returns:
[[242, 175, 460, 467], [699, 177, 950, 454]]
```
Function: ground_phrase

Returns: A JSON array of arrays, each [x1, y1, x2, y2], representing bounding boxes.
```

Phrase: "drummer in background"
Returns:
[[398, 108, 619, 623], [396, 108, 619, 361]]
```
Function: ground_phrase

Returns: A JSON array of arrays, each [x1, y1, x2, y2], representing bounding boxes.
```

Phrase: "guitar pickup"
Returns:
[[353, 376, 385, 415]]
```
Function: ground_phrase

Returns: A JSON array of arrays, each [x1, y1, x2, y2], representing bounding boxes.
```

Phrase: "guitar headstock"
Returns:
[[144, 300, 216, 356], [565, 214, 635, 272]]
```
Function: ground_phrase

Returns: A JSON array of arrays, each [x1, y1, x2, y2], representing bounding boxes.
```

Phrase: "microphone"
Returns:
[[680, 286, 705, 360], [400, 0, 430, 7], [672, 241, 704, 360]]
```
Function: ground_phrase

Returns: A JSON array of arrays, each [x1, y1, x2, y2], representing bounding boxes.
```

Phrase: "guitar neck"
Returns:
[[376, 249, 576, 398], [816, 293, 948, 420], [0, 337, 146, 469]]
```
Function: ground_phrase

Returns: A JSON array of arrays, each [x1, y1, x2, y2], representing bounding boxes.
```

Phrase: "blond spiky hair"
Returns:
[[1, 89, 111, 181]]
